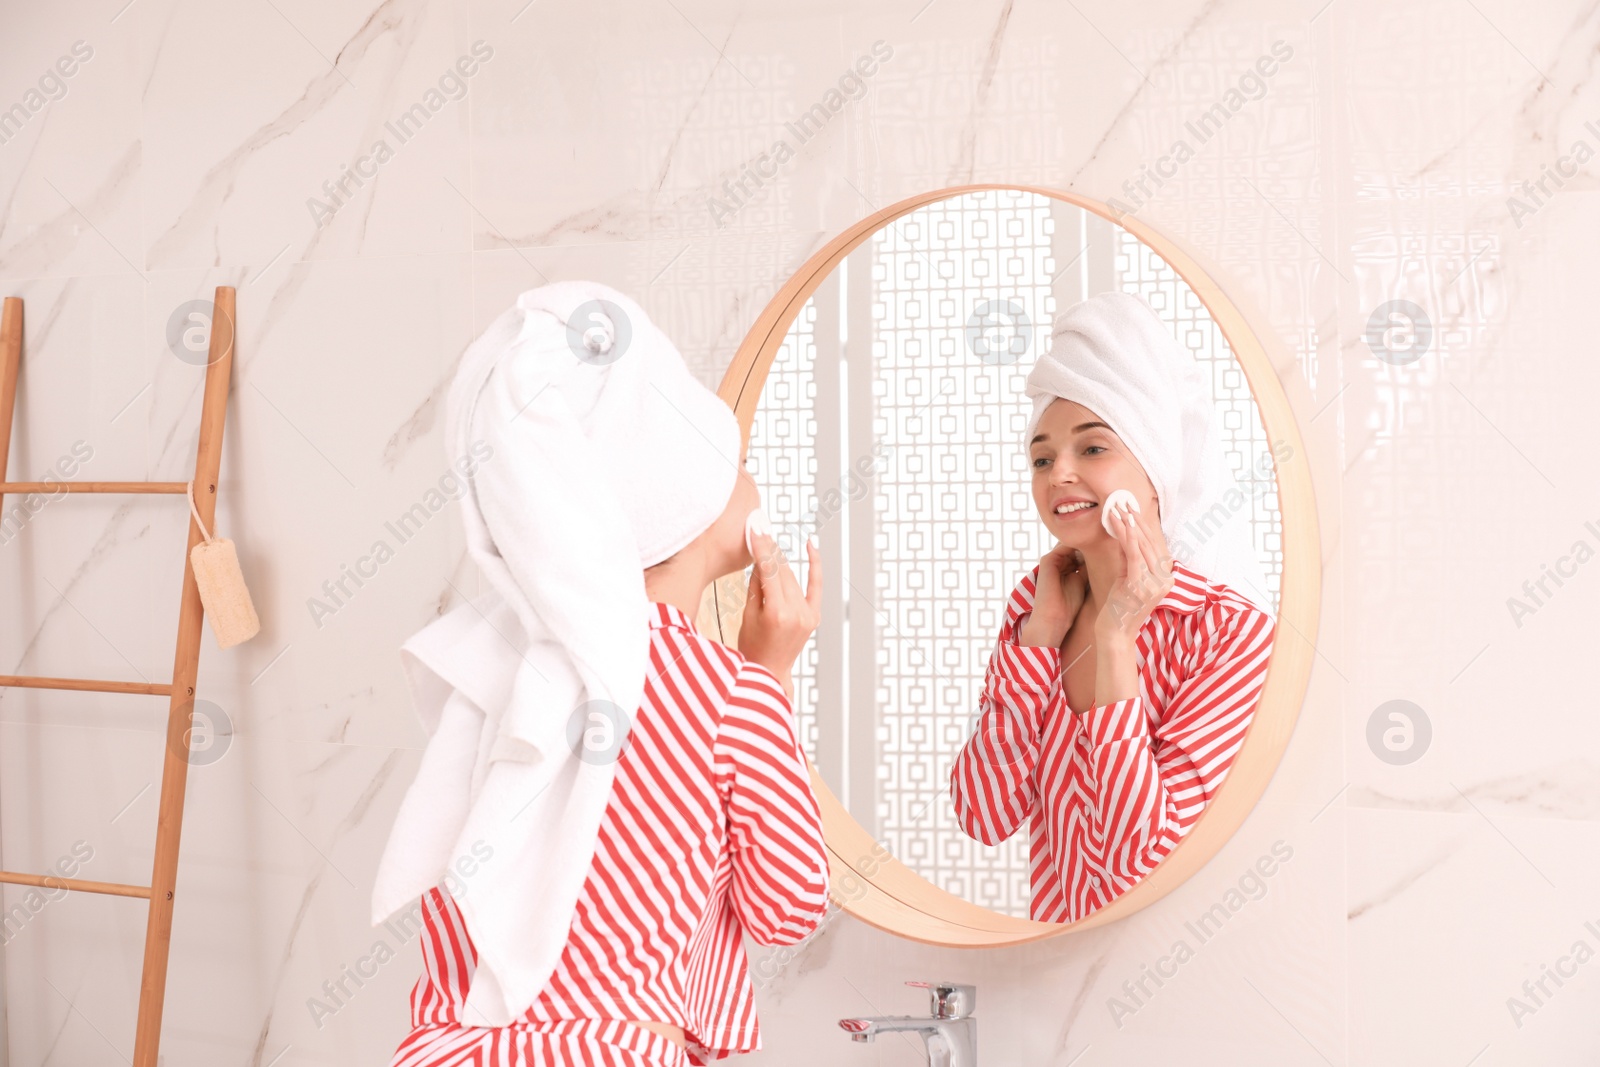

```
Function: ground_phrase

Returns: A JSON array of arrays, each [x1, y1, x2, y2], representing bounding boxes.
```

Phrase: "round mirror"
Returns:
[[701, 185, 1317, 944]]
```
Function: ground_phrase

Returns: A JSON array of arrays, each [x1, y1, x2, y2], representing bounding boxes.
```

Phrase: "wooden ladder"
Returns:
[[0, 285, 238, 1067]]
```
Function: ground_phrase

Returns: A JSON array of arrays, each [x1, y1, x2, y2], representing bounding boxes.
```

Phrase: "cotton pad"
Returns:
[[744, 508, 772, 556], [1100, 488, 1140, 536]]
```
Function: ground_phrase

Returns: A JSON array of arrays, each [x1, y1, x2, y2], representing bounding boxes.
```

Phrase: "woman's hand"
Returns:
[[1017, 542, 1088, 648], [1094, 501, 1173, 648], [736, 531, 822, 699]]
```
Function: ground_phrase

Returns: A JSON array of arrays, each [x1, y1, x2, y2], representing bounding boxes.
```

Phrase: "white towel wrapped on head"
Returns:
[[370, 280, 743, 1026], [1023, 290, 1274, 616]]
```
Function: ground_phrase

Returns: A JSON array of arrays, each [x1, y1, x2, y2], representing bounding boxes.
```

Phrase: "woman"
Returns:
[[949, 290, 1277, 924], [371, 281, 830, 1065]]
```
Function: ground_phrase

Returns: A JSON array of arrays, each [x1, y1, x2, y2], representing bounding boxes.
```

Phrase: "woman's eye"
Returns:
[[1083, 445, 1105, 456]]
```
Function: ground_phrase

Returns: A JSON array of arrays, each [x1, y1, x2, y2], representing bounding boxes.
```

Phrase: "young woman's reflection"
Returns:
[[950, 291, 1277, 923]]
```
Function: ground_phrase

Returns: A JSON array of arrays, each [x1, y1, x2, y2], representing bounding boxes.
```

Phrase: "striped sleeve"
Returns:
[[717, 659, 831, 946], [1079, 604, 1276, 891], [949, 609, 1060, 845]]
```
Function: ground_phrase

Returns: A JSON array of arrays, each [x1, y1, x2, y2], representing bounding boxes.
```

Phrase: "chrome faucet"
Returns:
[[838, 980, 977, 1067]]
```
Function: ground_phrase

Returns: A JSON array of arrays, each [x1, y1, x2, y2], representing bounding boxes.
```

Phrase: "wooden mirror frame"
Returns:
[[695, 184, 1320, 947]]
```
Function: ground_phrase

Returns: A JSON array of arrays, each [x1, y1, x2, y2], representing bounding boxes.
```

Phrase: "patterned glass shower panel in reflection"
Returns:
[[746, 301, 821, 761], [871, 189, 1055, 915]]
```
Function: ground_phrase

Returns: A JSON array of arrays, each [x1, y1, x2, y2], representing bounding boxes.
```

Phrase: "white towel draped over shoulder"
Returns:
[[370, 281, 742, 1026]]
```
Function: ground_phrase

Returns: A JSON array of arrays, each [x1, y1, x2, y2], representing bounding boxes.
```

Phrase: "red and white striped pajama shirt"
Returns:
[[389, 601, 832, 1066], [949, 556, 1276, 923]]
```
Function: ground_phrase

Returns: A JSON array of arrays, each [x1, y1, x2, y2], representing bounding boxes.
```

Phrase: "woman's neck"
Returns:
[[1074, 534, 1173, 623], [644, 554, 710, 620]]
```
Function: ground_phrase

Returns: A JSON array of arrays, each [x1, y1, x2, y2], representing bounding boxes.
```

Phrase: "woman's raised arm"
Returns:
[[950, 591, 1059, 845], [719, 659, 831, 946], [1077, 604, 1276, 891]]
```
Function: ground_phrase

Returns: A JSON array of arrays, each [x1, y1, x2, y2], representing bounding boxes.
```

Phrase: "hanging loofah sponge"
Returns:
[[186, 480, 261, 649]]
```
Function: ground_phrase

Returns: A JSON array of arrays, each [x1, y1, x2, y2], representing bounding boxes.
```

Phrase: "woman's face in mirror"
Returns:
[[1028, 397, 1161, 549]]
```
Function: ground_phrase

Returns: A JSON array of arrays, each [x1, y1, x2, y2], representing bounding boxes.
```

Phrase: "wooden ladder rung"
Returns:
[[0, 481, 188, 494], [0, 870, 152, 899], [0, 674, 173, 696]]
